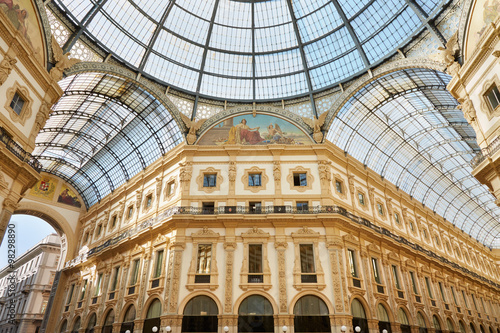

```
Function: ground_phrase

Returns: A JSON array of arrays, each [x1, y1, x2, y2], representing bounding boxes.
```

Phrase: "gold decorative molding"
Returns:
[[333, 174, 347, 200], [355, 187, 369, 211], [223, 242, 235, 313], [5, 81, 33, 126], [241, 166, 269, 193], [286, 166, 313, 192], [239, 227, 272, 290], [196, 167, 223, 193], [0, 54, 16, 86], [291, 227, 326, 290], [274, 241, 288, 313], [163, 176, 177, 201], [142, 188, 155, 213], [186, 227, 220, 291]]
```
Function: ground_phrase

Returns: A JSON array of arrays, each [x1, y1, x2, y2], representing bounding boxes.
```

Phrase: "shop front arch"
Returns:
[[377, 304, 391, 333], [446, 318, 455, 333], [85, 312, 97, 333], [432, 315, 442, 333], [71, 316, 81, 333], [458, 321, 466, 333], [238, 295, 274, 333], [59, 319, 67, 333], [470, 323, 477, 333], [351, 299, 368, 333], [182, 295, 219, 333], [293, 295, 330, 332], [102, 308, 115, 333], [417, 312, 427, 333], [480, 325, 487, 333], [121, 304, 136, 332], [398, 308, 411, 333], [144, 299, 162, 333]]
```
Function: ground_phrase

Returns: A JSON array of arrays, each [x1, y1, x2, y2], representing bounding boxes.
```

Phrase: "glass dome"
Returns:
[[52, 0, 446, 101]]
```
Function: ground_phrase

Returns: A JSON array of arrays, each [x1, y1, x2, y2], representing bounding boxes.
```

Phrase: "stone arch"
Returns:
[[99, 306, 115, 327], [119, 301, 137, 322], [446, 317, 457, 332], [178, 290, 222, 315], [141, 295, 163, 319], [397, 306, 413, 325], [84, 311, 97, 330], [416, 311, 430, 328], [375, 300, 395, 322], [233, 290, 278, 316], [350, 296, 373, 319], [432, 313, 443, 330], [289, 290, 335, 315]]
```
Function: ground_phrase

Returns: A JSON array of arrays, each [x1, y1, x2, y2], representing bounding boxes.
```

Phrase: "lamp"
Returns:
[[125, 331, 131, 333], [383, 330, 388, 333], [355, 327, 361, 333], [165, 326, 172, 333], [283, 326, 288, 332], [224, 326, 229, 332], [341, 326, 347, 332], [152, 327, 158, 333]]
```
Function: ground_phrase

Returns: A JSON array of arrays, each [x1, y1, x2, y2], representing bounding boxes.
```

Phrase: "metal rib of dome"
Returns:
[[33, 73, 183, 208], [52, 0, 448, 103], [326, 68, 500, 248]]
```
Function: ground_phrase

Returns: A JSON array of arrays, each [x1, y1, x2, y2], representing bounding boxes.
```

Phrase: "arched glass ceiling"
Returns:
[[326, 68, 500, 248], [51, 0, 447, 102], [32, 73, 183, 208]]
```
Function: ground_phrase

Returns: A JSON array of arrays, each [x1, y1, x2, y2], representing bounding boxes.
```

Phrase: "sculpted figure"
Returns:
[[302, 111, 328, 143], [50, 36, 80, 81], [180, 113, 206, 145], [0, 55, 16, 85]]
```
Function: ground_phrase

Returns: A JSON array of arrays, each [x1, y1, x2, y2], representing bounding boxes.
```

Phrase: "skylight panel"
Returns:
[[304, 27, 355, 67], [102, 0, 155, 42], [204, 51, 252, 77], [254, 0, 290, 27], [215, 0, 252, 28], [144, 54, 199, 91], [255, 73, 308, 99], [296, 3, 342, 43], [201, 75, 253, 100], [254, 23, 298, 52], [153, 31, 204, 70], [58, 0, 93, 22], [309, 50, 364, 89], [415, 0, 441, 15], [175, 0, 216, 21], [292, 0, 330, 18], [351, 0, 403, 42], [209, 25, 252, 53], [164, 5, 210, 45], [133, 0, 170, 22], [255, 49, 303, 77]]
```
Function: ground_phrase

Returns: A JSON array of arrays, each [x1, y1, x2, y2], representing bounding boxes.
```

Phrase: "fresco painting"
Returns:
[[30, 176, 57, 200], [197, 114, 312, 145], [57, 185, 82, 208], [465, 0, 500, 58]]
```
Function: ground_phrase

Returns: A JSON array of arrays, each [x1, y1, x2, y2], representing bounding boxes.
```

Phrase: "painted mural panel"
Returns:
[[197, 114, 312, 145], [465, 0, 500, 59], [57, 185, 81, 208], [30, 175, 57, 200]]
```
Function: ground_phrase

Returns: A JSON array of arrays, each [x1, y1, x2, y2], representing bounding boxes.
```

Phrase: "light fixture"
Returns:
[[166, 326, 172, 332], [224, 326, 229, 332], [355, 327, 361, 333], [153, 327, 158, 333], [341, 326, 347, 332], [125, 331, 131, 333], [383, 330, 388, 333], [283, 326, 288, 332]]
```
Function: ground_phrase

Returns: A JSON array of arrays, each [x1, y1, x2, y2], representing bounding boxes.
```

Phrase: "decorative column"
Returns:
[[167, 242, 185, 314], [137, 250, 152, 317], [179, 161, 193, 201], [273, 161, 282, 204], [0, 198, 18, 243], [222, 239, 237, 332], [228, 161, 236, 205], [318, 160, 333, 205]]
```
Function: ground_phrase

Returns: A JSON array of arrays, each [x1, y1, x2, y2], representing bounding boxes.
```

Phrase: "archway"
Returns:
[[378, 304, 392, 333], [71, 316, 81, 333], [238, 295, 274, 333], [470, 323, 477, 333], [121, 304, 136, 332], [293, 295, 330, 332], [458, 321, 466, 333], [59, 319, 67, 333], [85, 312, 96, 333], [181, 295, 219, 333], [417, 312, 427, 333], [351, 299, 368, 333], [432, 315, 442, 333], [446, 318, 455, 333], [144, 299, 162, 333], [398, 308, 411, 333], [480, 325, 486, 333], [102, 308, 114, 333]]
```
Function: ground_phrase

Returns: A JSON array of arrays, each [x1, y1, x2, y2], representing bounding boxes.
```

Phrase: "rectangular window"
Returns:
[[438, 282, 446, 302], [410, 271, 418, 294], [248, 173, 262, 186], [371, 258, 381, 284], [84, 232, 89, 243], [202, 202, 215, 214], [392, 265, 401, 289], [153, 250, 164, 278], [111, 267, 119, 291], [358, 193, 365, 205], [203, 174, 217, 187], [127, 206, 133, 219], [130, 259, 140, 285], [167, 181, 175, 195], [293, 173, 307, 186], [335, 180, 343, 193], [296, 202, 309, 212], [10, 92, 25, 115], [96, 224, 102, 236], [111, 216, 117, 228], [146, 194, 152, 208], [347, 249, 358, 278], [95, 273, 103, 296], [197, 244, 212, 274], [481, 297, 487, 314], [394, 212, 400, 224], [472, 294, 478, 311], [249, 244, 263, 274], [300, 244, 315, 273], [451, 286, 458, 305], [486, 84, 500, 110], [80, 279, 87, 300], [67, 284, 75, 304], [377, 203, 384, 215], [425, 277, 433, 298], [249, 201, 261, 213], [462, 290, 469, 308]]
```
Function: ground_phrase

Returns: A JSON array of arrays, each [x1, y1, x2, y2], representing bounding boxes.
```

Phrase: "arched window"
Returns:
[[432, 315, 442, 333], [398, 309, 411, 333], [60, 319, 67, 333], [377, 304, 391, 333], [121, 305, 136, 333], [293, 295, 330, 332], [480, 325, 486, 333], [446, 318, 455, 333], [470, 323, 477, 333], [102, 309, 114, 333], [182, 295, 218, 333], [72, 316, 81, 333], [489, 327, 494, 333], [238, 295, 274, 333], [459, 321, 466, 333], [417, 312, 427, 333], [86, 313, 96, 333], [351, 299, 368, 333], [144, 299, 162, 333]]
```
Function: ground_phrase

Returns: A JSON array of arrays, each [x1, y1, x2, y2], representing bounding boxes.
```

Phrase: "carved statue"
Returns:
[[0, 55, 17, 85], [179, 162, 193, 182], [301, 111, 328, 143], [228, 161, 236, 182], [50, 36, 81, 81], [273, 161, 281, 181], [29, 101, 51, 145], [437, 32, 461, 76], [457, 96, 477, 125], [180, 113, 206, 145]]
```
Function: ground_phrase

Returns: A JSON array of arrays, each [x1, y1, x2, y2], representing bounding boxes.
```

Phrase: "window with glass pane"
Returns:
[[377, 203, 384, 215], [296, 202, 308, 212], [111, 267, 120, 291], [80, 280, 87, 300], [128, 206, 133, 218], [197, 244, 212, 274], [425, 277, 433, 298], [410, 271, 419, 294], [371, 258, 381, 284], [248, 173, 261, 186], [392, 265, 401, 289], [451, 286, 458, 305], [95, 273, 103, 296], [203, 174, 217, 187], [96, 224, 102, 236], [358, 193, 365, 205], [486, 84, 500, 110], [438, 282, 446, 302], [249, 202, 261, 213], [10, 92, 25, 115], [67, 284, 75, 304], [293, 173, 307, 186], [249, 244, 262, 273], [146, 194, 152, 208], [462, 290, 469, 308], [335, 180, 343, 193], [472, 294, 478, 311], [394, 212, 400, 224], [167, 181, 175, 195], [300, 244, 315, 273], [111, 216, 117, 228], [348, 249, 358, 277], [153, 250, 164, 278], [130, 259, 140, 285]]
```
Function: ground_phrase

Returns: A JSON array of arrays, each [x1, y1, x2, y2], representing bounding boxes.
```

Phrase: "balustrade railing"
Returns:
[[470, 136, 500, 169], [0, 127, 41, 172]]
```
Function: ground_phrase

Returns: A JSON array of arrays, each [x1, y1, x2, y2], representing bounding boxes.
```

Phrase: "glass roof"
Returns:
[[33, 73, 183, 207], [326, 68, 500, 248], [51, 0, 446, 102]]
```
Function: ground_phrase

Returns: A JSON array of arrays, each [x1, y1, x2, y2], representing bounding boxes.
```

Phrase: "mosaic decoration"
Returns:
[[30, 176, 57, 200], [197, 113, 312, 145], [57, 185, 81, 208]]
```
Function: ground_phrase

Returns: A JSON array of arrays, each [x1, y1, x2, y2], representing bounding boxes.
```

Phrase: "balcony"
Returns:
[[0, 127, 41, 172]]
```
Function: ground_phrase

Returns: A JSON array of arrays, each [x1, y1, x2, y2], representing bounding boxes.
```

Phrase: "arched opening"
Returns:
[[417, 312, 427, 333], [238, 295, 274, 333], [470, 323, 477, 333], [59, 319, 67, 333], [293, 295, 330, 332], [432, 315, 442, 333], [121, 304, 136, 332], [102, 309, 114, 333], [446, 318, 455, 333], [488, 327, 494, 333], [377, 304, 391, 333], [181, 295, 219, 333], [398, 308, 411, 333], [351, 299, 368, 333], [480, 325, 486, 333], [144, 299, 162, 333], [71, 316, 81, 333], [459, 321, 466, 333], [86, 312, 96, 333]]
